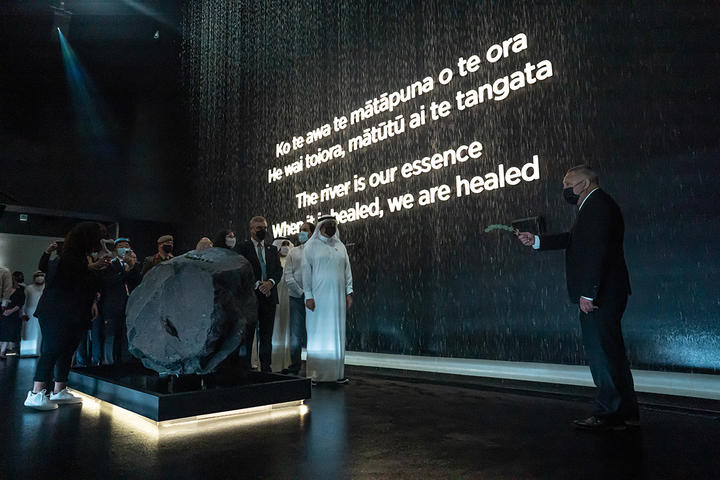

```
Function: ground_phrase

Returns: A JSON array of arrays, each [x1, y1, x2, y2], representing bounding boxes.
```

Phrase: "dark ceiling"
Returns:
[[0, 1, 192, 223]]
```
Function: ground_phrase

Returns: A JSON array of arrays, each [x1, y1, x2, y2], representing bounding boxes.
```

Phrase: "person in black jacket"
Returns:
[[518, 165, 637, 431], [24, 222, 111, 411], [236, 216, 282, 372], [38, 241, 63, 283], [96, 238, 139, 365]]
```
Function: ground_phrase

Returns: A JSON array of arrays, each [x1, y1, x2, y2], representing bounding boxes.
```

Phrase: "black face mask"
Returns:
[[563, 181, 583, 205], [161, 244, 173, 254], [563, 187, 580, 205], [324, 224, 337, 237], [255, 229, 267, 241]]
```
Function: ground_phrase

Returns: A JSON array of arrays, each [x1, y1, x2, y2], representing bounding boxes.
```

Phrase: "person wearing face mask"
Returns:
[[302, 216, 353, 385], [236, 216, 283, 372], [213, 229, 237, 250], [20, 271, 46, 356], [517, 165, 636, 431], [269, 237, 294, 372], [141, 235, 175, 276], [24, 222, 110, 410], [93, 238, 138, 366], [282, 222, 315, 375]]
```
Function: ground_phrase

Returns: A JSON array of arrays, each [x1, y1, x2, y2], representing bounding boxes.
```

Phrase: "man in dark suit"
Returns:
[[518, 165, 638, 431], [96, 238, 140, 365], [236, 216, 282, 372]]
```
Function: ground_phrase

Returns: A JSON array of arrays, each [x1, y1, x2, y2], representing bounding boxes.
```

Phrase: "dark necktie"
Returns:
[[257, 243, 266, 280]]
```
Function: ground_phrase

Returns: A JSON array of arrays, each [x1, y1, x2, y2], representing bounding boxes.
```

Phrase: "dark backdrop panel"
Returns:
[[181, 1, 720, 371]]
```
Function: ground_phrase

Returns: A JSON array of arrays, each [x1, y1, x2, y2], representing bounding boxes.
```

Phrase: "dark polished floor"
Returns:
[[2, 357, 719, 480]]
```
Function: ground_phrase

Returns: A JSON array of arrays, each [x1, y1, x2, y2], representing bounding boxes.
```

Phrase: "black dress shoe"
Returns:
[[573, 416, 626, 431]]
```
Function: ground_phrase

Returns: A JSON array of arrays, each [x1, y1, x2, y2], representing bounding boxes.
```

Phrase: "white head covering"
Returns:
[[272, 237, 295, 250], [310, 215, 341, 243]]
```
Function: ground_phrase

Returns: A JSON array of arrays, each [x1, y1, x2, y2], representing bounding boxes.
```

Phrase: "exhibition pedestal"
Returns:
[[68, 365, 311, 422]]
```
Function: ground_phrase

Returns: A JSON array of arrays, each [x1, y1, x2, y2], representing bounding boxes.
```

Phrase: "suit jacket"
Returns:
[[126, 263, 142, 293], [236, 240, 283, 305], [98, 258, 131, 333], [539, 189, 631, 304]]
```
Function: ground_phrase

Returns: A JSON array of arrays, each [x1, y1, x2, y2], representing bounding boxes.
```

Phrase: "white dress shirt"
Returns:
[[284, 244, 305, 298]]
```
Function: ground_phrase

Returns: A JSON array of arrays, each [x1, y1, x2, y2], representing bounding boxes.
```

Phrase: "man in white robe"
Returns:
[[302, 216, 353, 384], [271, 238, 293, 372]]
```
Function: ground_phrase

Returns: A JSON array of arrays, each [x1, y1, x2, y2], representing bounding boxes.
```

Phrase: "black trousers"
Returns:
[[579, 294, 638, 420], [242, 299, 276, 372], [34, 317, 84, 384]]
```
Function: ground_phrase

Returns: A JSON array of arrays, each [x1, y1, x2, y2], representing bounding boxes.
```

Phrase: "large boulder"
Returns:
[[126, 247, 257, 375]]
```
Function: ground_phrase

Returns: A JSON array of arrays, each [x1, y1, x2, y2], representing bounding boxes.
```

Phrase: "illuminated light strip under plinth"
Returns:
[[69, 389, 309, 438]]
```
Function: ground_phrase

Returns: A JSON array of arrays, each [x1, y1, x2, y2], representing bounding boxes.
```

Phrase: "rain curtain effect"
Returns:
[[180, 1, 720, 372]]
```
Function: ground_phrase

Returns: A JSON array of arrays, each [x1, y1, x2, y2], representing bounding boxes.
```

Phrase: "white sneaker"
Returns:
[[24, 390, 58, 411], [49, 388, 83, 405]]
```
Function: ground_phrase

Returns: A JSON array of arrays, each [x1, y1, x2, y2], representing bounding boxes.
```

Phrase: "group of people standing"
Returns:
[[21, 213, 354, 411], [196, 215, 354, 385]]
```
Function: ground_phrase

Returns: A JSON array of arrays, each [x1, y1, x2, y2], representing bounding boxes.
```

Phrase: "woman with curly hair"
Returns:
[[24, 222, 112, 410]]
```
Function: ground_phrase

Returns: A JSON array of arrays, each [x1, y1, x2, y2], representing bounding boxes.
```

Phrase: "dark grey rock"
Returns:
[[126, 247, 257, 375]]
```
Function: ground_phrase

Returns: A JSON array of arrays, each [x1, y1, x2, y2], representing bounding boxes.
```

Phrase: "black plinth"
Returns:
[[68, 365, 311, 422]]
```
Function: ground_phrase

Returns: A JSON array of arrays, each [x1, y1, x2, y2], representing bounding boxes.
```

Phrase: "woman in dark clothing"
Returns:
[[213, 229, 237, 250], [0, 274, 25, 358], [24, 222, 111, 411]]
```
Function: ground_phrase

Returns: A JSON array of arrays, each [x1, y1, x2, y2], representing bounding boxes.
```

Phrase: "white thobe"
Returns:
[[21, 283, 45, 355], [302, 235, 353, 382], [271, 256, 292, 372]]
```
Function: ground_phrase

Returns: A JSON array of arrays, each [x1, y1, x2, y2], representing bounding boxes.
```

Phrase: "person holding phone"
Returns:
[[38, 241, 63, 284], [24, 222, 111, 410]]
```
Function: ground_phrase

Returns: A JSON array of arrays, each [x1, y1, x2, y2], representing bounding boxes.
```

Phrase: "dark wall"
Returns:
[[188, 1, 716, 371], [0, 209, 177, 264], [0, 1, 193, 224]]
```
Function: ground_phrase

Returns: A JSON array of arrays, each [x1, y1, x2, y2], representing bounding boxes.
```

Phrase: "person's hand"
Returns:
[[88, 256, 111, 271], [305, 299, 315, 311], [517, 232, 535, 247], [346, 295, 353, 310], [46, 242, 58, 254], [2, 307, 17, 317], [91, 302, 99, 319], [579, 297, 598, 314], [259, 280, 273, 296], [21, 314, 29, 322], [124, 252, 137, 270]]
